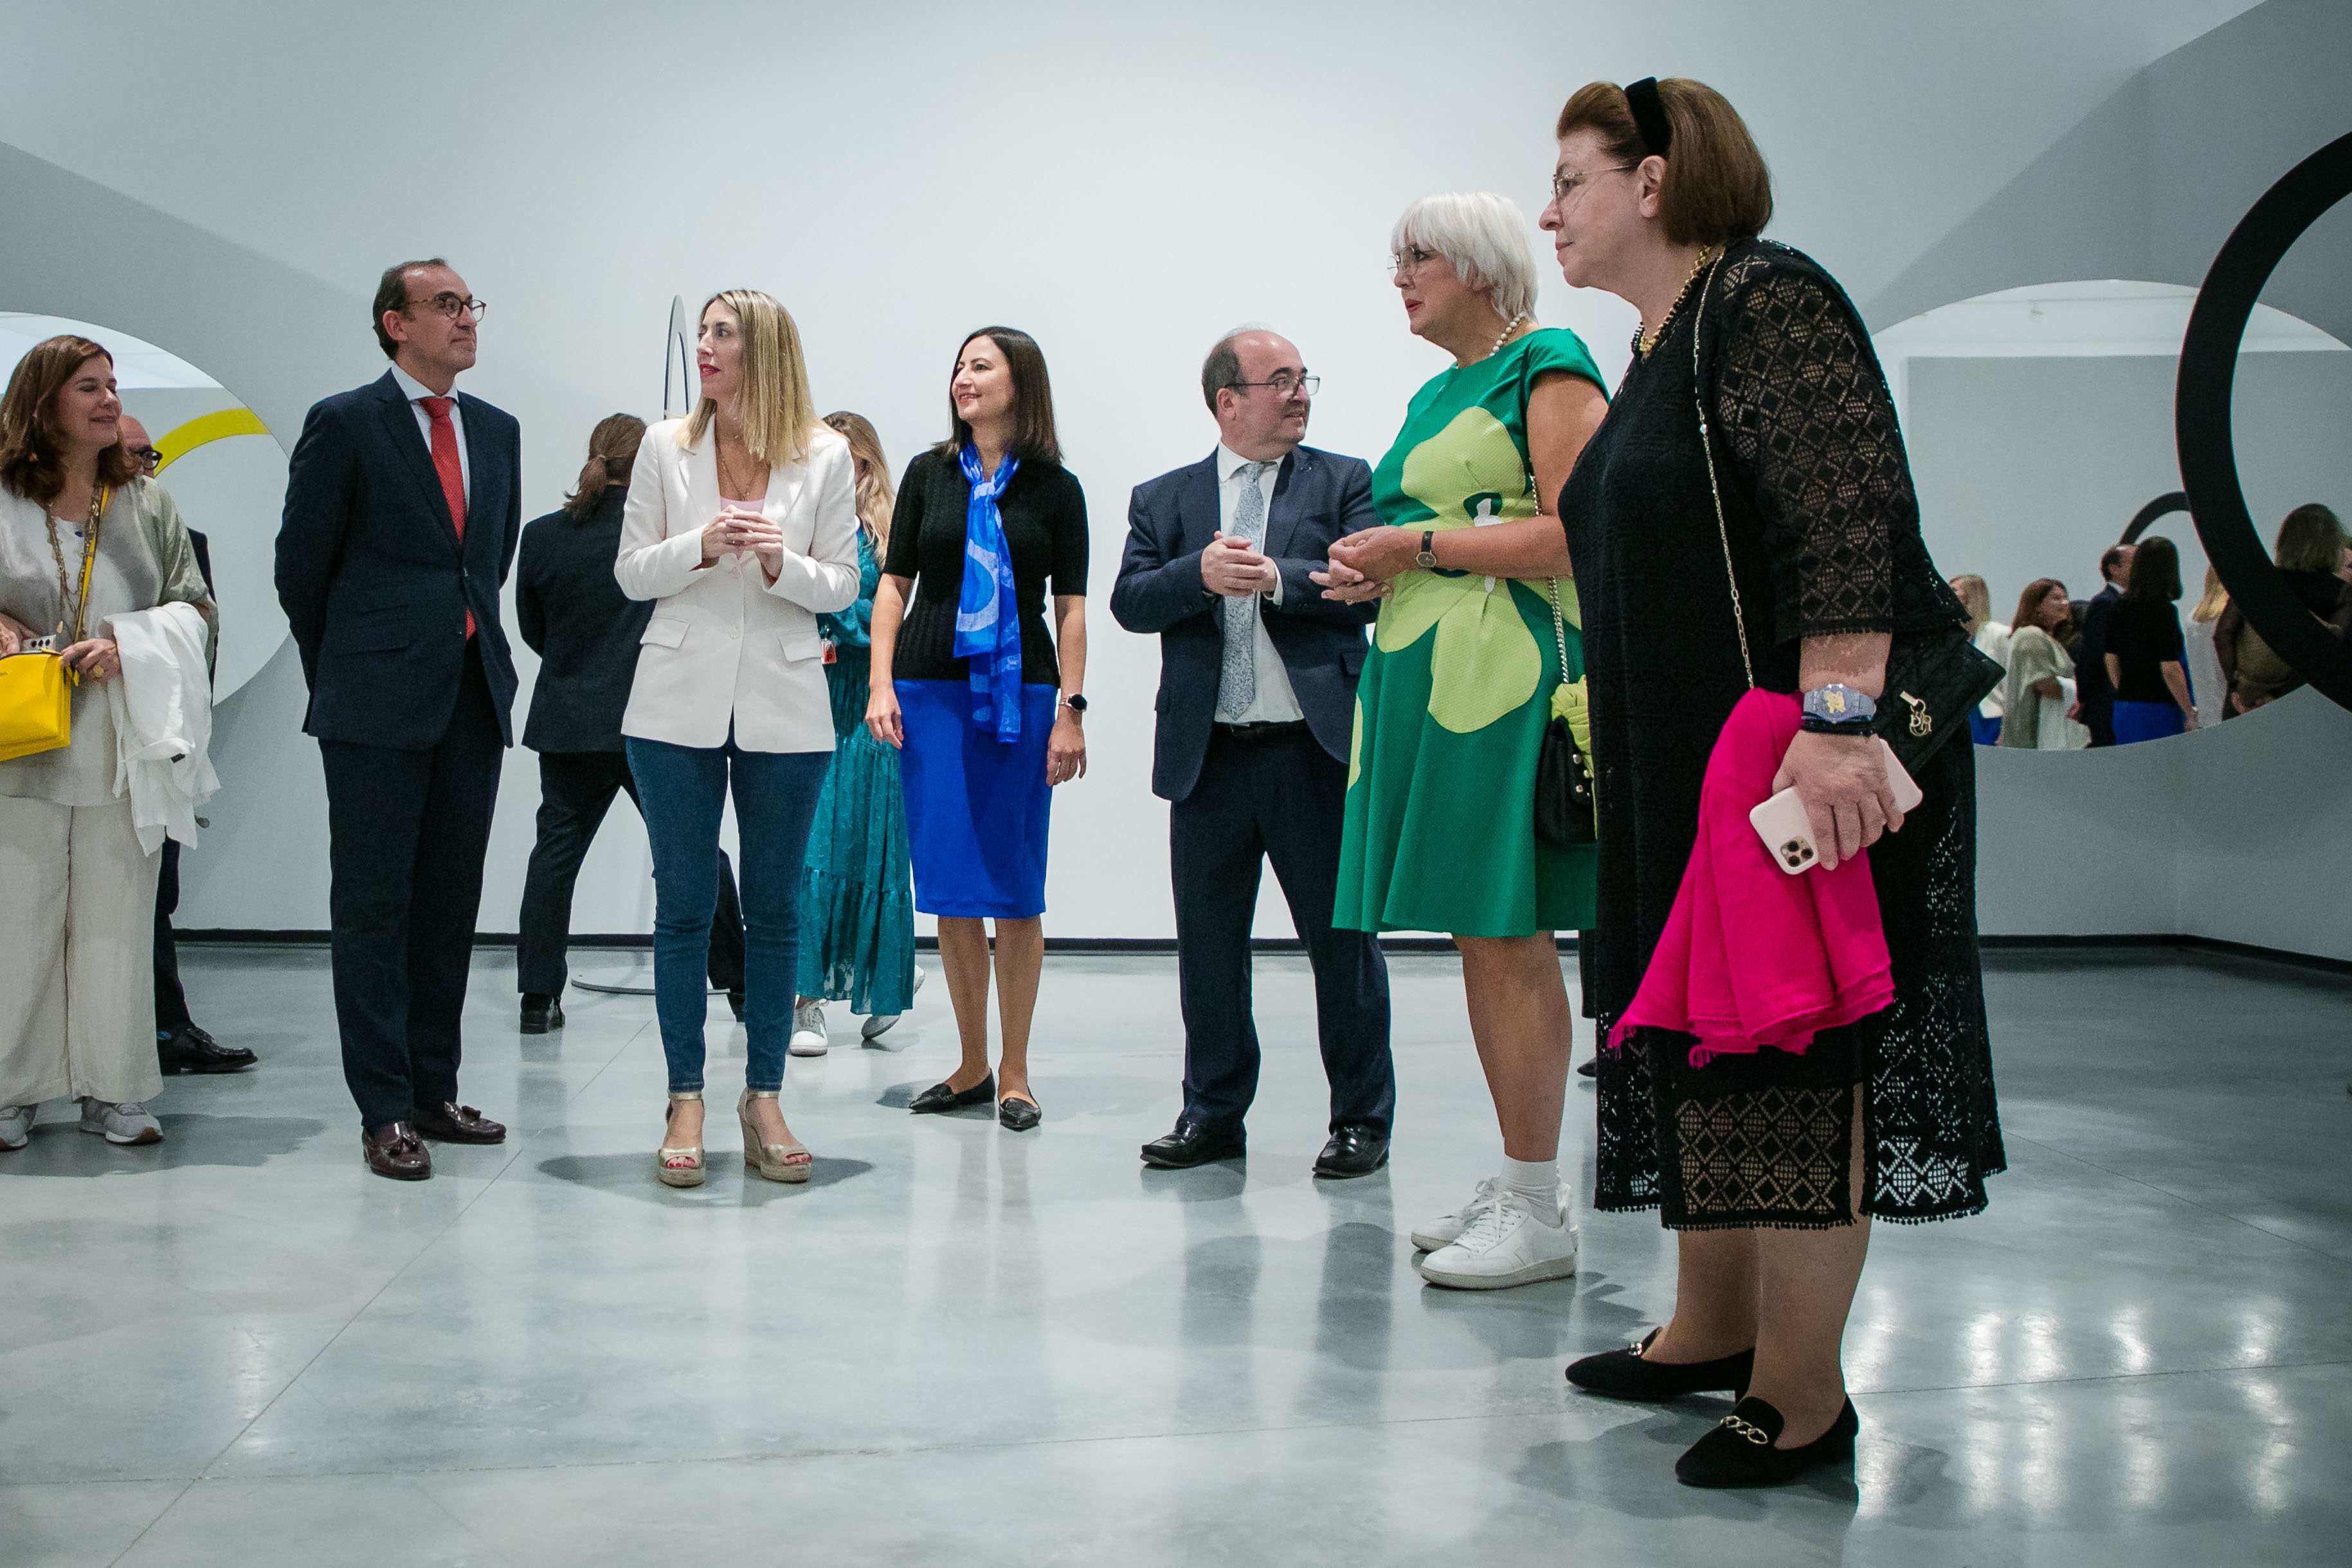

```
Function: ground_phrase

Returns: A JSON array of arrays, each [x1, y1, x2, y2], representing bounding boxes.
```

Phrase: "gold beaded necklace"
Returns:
[[1634, 245, 1719, 359]]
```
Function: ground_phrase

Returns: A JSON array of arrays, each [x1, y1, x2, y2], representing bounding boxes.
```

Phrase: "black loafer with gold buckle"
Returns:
[[1674, 1396, 1858, 1488], [1566, 1328, 1754, 1401]]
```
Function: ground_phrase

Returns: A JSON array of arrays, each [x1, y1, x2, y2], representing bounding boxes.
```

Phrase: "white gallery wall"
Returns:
[[4, 0, 2348, 956]]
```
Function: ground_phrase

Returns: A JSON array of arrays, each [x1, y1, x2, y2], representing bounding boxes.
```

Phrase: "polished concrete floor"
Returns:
[[2, 945, 2347, 1567]]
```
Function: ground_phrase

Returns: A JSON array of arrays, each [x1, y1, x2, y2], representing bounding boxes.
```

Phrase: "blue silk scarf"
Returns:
[[953, 444, 1024, 742]]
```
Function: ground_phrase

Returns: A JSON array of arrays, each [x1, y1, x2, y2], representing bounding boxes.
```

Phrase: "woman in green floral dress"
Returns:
[[1319, 193, 1609, 1290]]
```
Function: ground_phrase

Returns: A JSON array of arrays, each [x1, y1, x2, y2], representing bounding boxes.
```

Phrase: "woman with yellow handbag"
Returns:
[[0, 336, 215, 1153]]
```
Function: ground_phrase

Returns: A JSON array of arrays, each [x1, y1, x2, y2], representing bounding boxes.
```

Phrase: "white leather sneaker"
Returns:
[[1411, 1176, 1503, 1252], [860, 1011, 901, 1040], [1418, 1188, 1579, 1289], [788, 999, 829, 1057], [78, 1098, 163, 1146], [0, 1104, 32, 1150]]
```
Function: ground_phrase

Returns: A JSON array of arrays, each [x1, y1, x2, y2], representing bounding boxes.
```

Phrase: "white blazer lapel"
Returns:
[[763, 455, 810, 548], [677, 427, 719, 534]]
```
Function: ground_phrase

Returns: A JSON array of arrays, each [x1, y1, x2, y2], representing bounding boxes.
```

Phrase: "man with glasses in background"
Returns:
[[275, 259, 523, 1180], [1111, 329, 1396, 1178], [119, 417, 256, 1077]]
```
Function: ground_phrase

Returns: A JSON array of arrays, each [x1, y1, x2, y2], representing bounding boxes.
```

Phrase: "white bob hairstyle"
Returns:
[[1390, 192, 1539, 324]]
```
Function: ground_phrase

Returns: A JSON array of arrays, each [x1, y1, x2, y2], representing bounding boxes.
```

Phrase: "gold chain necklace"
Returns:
[[715, 436, 766, 503], [1634, 246, 1719, 359], [41, 481, 106, 639]]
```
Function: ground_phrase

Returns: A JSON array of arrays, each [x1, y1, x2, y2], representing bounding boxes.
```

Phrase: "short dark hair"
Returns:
[[2125, 535, 2182, 603], [2100, 543, 2134, 582], [937, 326, 1061, 465], [372, 257, 450, 359], [1201, 334, 1245, 413], [2275, 503, 2346, 573]]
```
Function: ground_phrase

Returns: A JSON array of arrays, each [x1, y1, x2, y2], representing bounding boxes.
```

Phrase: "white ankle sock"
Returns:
[[1499, 1156, 1561, 1223]]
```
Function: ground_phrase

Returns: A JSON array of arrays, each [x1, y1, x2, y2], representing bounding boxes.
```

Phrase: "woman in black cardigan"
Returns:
[[866, 328, 1089, 1131]]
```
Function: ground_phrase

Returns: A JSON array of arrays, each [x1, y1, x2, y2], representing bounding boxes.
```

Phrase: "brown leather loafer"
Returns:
[[363, 1122, 432, 1180], [413, 1103, 506, 1144]]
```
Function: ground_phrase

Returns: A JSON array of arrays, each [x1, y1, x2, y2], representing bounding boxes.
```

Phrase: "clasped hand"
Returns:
[[1775, 729, 1906, 871], [1201, 531, 1276, 598], [701, 506, 786, 583], [1312, 525, 1418, 604]]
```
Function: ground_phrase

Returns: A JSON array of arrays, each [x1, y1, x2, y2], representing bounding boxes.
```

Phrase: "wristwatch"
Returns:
[[1413, 530, 1439, 570], [1799, 682, 1876, 736], [1061, 692, 1088, 715]]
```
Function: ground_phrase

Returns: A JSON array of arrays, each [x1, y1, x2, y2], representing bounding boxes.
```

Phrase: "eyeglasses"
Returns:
[[407, 292, 487, 323], [1231, 372, 1319, 399], [1390, 245, 1441, 278], [127, 446, 161, 467], [1548, 165, 1636, 204]]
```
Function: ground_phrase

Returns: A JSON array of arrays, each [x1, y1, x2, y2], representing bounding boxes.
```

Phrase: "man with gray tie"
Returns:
[[1111, 328, 1394, 1177]]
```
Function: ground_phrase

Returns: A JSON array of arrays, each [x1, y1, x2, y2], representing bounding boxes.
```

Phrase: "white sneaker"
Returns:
[[0, 1104, 32, 1150], [1418, 1189, 1579, 1289], [788, 1000, 829, 1057], [1411, 1176, 1503, 1252], [78, 1097, 163, 1146], [860, 1011, 901, 1041]]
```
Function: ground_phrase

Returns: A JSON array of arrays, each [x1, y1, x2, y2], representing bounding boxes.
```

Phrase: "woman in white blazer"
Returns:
[[615, 289, 859, 1188]]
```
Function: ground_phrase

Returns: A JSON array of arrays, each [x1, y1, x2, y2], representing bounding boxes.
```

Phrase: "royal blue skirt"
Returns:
[[2111, 699, 2186, 745], [896, 680, 1056, 919]]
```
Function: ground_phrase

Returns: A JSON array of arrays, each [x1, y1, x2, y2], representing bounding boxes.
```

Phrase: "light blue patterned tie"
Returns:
[[1216, 462, 1274, 720]]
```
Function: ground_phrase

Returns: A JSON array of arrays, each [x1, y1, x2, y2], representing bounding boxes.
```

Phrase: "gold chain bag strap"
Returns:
[[0, 484, 105, 762], [1533, 574, 1598, 845]]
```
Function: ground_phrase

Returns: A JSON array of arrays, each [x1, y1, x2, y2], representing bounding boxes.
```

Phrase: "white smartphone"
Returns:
[[1749, 739, 1925, 875]]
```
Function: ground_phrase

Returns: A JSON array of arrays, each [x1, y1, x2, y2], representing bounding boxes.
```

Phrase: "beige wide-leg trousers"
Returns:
[[0, 795, 162, 1108]]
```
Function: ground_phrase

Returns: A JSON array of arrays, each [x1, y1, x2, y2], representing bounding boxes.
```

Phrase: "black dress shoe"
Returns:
[[413, 1103, 507, 1144], [520, 995, 564, 1034], [1575, 1056, 1598, 1078], [1675, 1396, 1858, 1488], [1566, 1329, 1755, 1401], [362, 1122, 432, 1180], [909, 1073, 994, 1114], [1139, 1119, 1245, 1168], [998, 1095, 1042, 1132], [158, 1023, 257, 1075], [1312, 1124, 1389, 1178]]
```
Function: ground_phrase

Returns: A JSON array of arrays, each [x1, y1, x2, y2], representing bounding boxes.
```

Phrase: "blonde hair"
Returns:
[[681, 290, 816, 466], [1948, 573, 1991, 630], [2192, 564, 2229, 624], [1391, 193, 1539, 323], [822, 410, 896, 552]]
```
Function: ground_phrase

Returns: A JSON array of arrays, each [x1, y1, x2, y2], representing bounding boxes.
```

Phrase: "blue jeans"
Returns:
[[626, 734, 830, 1092]]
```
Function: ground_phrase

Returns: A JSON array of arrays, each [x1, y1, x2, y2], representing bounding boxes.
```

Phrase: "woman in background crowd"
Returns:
[[1998, 578, 2088, 749], [867, 329, 1089, 1133], [2103, 534, 2196, 742], [1949, 574, 2009, 745], [1316, 191, 1608, 1292], [513, 414, 748, 1032], [2184, 566, 2229, 731], [0, 336, 215, 1152], [788, 411, 918, 1056], [616, 291, 861, 1186], [1537, 76, 2002, 1488], [2217, 503, 2352, 714]]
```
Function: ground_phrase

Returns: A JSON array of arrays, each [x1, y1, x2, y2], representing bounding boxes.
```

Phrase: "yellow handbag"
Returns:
[[0, 485, 105, 762]]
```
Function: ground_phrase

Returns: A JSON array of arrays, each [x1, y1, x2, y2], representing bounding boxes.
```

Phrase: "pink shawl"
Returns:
[[1606, 689, 1894, 1068]]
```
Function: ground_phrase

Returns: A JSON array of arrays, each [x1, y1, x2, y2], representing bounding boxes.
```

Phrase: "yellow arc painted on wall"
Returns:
[[154, 408, 270, 473]]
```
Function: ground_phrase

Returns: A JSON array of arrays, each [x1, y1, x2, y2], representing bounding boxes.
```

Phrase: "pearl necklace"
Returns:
[[1483, 312, 1527, 361], [1634, 246, 1719, 359]]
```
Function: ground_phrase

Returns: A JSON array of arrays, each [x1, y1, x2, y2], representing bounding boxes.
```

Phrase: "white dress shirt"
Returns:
[[1215, 444, 1302, 724], [389, 361, 471, 503]]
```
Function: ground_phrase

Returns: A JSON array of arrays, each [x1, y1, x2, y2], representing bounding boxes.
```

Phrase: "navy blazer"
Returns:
[[275, 370, 523, 750], [515, 486, 651, 754], [1111, 445, 1379, 802]]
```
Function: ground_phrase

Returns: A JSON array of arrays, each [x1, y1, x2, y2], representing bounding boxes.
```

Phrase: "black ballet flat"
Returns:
[[1566, 1329, 1755, 1401], [1674, 1396, 1858, 1489], [909, 1073, 995, 1115], [997, 1095, 1041, 1132]]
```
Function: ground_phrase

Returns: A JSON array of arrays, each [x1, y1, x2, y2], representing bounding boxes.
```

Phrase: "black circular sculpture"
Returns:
[[2175, 132, 2352, 712], [2121, 492, 2189, 546]]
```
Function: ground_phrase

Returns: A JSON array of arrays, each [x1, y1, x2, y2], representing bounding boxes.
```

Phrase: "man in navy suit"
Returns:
[[275, 258, 522, 1180], [1112, 329, 1393, 1178]]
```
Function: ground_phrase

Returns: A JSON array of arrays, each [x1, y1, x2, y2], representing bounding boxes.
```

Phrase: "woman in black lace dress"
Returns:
[[1540, 78, 2004, 1487]]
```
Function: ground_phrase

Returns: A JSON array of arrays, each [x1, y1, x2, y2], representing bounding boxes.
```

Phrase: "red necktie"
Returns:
[[420, 396, 473, 638]]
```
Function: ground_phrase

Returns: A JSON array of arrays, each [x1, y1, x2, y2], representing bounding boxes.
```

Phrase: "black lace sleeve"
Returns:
[[1712, 258, 1915, 643]]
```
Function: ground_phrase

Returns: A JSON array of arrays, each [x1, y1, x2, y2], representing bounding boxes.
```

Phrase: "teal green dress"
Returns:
[[1334, 329, 1605, 937], [797, 533, 916, 1012]]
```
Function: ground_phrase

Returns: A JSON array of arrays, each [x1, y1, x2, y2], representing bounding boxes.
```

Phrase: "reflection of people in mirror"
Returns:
[[2214, 504, 2352, 716], [2103, 536, 2198, 742], [1996, 578, 2089, 749]]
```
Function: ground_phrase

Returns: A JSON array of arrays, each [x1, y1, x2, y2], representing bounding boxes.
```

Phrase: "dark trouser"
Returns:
[[318, 642, 505, 1130], [154, 838, 191, 1036], [515, 751, 745, 998], [2082, 695, 2116, 748], [1170, 723, 1394, 1135]]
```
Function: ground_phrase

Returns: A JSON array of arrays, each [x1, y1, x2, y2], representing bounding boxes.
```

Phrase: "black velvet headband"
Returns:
[[1624, 77, 1672, 158]]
